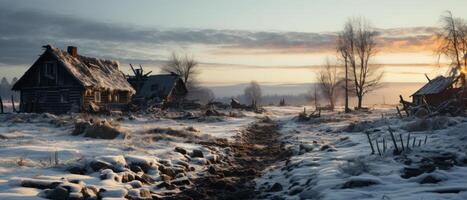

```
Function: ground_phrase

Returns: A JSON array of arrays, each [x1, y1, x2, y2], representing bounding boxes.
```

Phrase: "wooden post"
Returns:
[[406, 133, 411, 150], [11, 95, 16, 113], [424, 135, 428, 144], [365, 132, 375, 154], [0, 96, 3, 114], [388, 126, 399, 153], [399, 134, 405, 151], [412, 137, 417, 148], [383, 138, 386, 152], [375, 140, 382, 156], [418, 139, 422, 147]]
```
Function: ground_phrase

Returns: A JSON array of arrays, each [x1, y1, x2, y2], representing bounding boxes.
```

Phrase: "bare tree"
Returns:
[[316, 58, 342, 110], [338, 17, 383, 109], [436, 11, 467, 110], [337, 24, 353, 112], [244, 81, 262, 105], [436, 11, 467, 76], [162, 52, 199, 90]]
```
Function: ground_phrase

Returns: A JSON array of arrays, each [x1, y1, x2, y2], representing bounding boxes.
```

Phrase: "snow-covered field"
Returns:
[[257, 106, 467, 200], [0, 106, 466, 199], [0, 111, 262, 199]]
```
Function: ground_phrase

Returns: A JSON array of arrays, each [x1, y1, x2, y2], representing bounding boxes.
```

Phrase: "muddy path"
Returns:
[[175, 117, 292, 200]]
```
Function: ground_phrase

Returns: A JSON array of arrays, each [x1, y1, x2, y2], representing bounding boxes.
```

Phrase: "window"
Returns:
[[94, 91, 101, 102], [44, 62, 57, 79]]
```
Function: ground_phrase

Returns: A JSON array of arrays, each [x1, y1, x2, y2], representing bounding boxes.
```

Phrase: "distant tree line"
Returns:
[[0, 77, 19, 100]]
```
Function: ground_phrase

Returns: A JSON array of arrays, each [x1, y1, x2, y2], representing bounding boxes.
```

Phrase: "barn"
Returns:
[[12, 45, 135, 113]]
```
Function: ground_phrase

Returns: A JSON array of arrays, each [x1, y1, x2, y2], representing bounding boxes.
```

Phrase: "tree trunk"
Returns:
[[329, 98, 334, 111], [344, 58, 350, 113], [357, 95, 363, 109]]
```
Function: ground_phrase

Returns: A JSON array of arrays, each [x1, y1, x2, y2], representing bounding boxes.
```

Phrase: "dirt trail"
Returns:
[[176, 117, 292, 200]]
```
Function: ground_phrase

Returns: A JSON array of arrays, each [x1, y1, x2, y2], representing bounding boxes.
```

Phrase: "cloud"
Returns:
[[0, 4, 439, 66]]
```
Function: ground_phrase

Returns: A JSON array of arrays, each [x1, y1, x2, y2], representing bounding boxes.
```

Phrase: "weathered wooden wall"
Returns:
[[20, 87, 82, 113]]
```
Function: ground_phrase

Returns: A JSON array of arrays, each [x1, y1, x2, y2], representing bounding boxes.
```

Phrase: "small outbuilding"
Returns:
[[12, 45, 135, 113], [411, 75, 463, 106], [127, 66, 187, 107]]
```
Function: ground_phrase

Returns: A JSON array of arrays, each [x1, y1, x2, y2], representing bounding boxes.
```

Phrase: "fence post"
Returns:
[[375, 139, 382, 156], [366, 131, 375, 154], [406, 133, 411, 150], [11, 95, 16, 113], [0, 96, 3, 114], [399, 134, 405, 151], [388, 126, 399, 153]]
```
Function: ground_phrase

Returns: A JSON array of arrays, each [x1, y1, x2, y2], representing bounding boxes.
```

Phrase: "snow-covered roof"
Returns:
[[135, 74, 185, 98], [47, 45, 134, 93], [412, 75, 455, 96]]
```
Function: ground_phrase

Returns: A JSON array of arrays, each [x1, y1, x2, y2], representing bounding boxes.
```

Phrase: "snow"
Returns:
[[0, 110, 261, 199], [1, 106, 467, 199], [256, 106, 467, 200]]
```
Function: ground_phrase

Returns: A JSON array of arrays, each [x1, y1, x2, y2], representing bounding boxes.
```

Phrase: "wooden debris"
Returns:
[[396, 106, 403, 118]]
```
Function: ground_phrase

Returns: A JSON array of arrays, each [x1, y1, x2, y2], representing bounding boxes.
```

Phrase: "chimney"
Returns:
[[67, 46, 78, 57]]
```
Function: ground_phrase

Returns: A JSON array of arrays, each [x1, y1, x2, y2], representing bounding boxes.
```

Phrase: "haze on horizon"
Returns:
[[0, 0, 465, 99]]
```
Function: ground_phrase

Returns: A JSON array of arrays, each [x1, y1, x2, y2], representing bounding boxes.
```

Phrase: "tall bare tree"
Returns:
[[436, 11, 467, 76], [338, 17, 383, 109], [436, 11, 467, 110], [316, 59, 342, 110], [337, 24, 353, 113], [162, 52, 199, 90]]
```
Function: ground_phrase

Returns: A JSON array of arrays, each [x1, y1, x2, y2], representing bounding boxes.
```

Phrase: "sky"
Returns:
[[0, 0, 465, 97]]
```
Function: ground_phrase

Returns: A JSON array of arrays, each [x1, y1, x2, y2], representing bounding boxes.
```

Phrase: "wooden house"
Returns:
[[12, 45, 135, 113], [127, 66, 187, 106], [411, 75, 465, 106]]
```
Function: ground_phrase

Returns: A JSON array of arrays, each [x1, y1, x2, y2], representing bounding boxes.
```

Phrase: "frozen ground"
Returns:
[[0, 110, 262, 199], [0, 106, 466, 199], [257, 106, 467, 200]]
